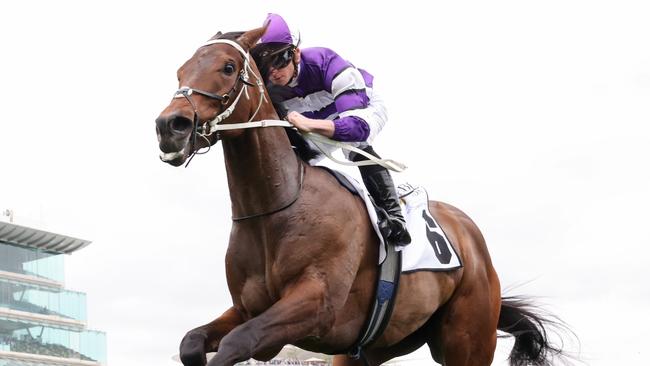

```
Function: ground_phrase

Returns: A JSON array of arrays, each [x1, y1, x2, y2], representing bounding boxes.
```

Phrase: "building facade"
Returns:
[[0, 222, 106, 366]]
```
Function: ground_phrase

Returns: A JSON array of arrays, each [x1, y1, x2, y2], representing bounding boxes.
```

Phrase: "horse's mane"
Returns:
[[209, 31, 321, 163]]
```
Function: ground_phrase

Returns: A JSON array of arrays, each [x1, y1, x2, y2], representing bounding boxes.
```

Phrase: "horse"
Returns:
[[155, 26, 569, 366]]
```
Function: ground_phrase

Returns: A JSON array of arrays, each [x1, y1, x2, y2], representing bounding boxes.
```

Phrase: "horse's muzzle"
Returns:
[[155, 112, 194, 166], [156, 112, 194, 137], [159, 148, 186, 164]]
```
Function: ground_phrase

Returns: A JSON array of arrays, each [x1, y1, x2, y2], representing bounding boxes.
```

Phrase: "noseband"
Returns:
[[172, 39, 267, 165], [168, 38, 305, 221]]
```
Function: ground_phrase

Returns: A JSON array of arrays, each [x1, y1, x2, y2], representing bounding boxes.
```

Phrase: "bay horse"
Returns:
[[155, 26, 568, 366]]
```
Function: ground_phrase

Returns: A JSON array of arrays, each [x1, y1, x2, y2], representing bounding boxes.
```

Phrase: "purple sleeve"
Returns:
[[332, 116, 370, 142], [331, 86, 371, 141], [335, 89, 369, 113]]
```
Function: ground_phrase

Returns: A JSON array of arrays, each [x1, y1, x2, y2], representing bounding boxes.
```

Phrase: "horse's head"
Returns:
[[155, 27, 268, 166]]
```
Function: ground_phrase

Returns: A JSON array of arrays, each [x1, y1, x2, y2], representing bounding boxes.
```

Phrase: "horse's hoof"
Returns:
[[179, 332, 208, 366]]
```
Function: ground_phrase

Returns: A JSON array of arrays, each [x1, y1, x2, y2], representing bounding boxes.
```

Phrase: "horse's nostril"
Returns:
[[170, 116, 193, 134]]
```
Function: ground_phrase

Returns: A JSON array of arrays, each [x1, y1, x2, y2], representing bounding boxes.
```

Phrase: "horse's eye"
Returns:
[[223, 63, 236, 75]]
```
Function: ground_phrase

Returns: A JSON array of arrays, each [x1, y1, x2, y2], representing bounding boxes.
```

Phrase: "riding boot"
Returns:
[[352, 146, 412, 246]]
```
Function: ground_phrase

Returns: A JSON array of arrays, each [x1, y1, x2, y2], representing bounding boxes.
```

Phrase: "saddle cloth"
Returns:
[[397, 183, 463, 272], [324, 168, 462, 272]]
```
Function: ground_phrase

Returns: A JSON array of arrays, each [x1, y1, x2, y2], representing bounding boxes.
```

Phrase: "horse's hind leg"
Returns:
[[332, 321, 431, 366], [333, 278, 500, 366], [427, 271, 501, 366], [332, 343, 425, 366], [332, 355, 365, 366], [332, 352, 406, 366]]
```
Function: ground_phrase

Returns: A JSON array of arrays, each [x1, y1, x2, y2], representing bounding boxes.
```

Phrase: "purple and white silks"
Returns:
[[282, 47, 387, 143]]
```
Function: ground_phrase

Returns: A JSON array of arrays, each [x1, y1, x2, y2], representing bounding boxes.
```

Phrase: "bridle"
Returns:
[[170, 37, 303, 220], [172, 39, 270, 165]]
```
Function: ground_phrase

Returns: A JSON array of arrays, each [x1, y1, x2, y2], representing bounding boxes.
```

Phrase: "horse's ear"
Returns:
[[209, 31, 223, 41], [237, 26, 268, 51]]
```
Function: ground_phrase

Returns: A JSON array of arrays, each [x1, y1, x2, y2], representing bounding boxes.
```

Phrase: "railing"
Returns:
[[0, 278, 87, 322], [0, 335, 97, 362]]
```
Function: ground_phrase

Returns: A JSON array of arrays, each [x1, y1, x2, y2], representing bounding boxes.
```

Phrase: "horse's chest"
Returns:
[[239, 275, 274, 317]]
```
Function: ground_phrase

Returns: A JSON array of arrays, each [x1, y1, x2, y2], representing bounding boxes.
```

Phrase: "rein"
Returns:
[[170, 38, 405, 221], [172, 38, 305, 221]]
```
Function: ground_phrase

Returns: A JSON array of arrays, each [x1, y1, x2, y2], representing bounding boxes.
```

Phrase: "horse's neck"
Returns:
[[222, 125, 301, 220]]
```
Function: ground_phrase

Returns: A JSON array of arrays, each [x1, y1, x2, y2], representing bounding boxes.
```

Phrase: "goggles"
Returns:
[[269, 48, 294, 70], [252, 44, 295, 72]]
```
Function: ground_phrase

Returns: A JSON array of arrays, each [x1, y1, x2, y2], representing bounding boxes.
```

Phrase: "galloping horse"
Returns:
[[156, 26, 567, 366]]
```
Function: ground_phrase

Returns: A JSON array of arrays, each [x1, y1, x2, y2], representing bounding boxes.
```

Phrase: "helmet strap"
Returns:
[[288, 52, 299, 85]]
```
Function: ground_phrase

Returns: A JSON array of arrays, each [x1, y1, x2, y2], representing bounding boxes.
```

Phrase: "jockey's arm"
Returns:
[[286, 49, 372, 142], [287, 111, 335, 138], [287, 111, 370, 142]]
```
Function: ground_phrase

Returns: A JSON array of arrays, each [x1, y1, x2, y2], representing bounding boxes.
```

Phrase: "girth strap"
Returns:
[[348, 243, 402, 359]]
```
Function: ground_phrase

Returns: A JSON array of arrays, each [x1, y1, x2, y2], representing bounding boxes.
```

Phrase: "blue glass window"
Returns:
[[0, 244, 64, 283], [0, 279, 87, 321]]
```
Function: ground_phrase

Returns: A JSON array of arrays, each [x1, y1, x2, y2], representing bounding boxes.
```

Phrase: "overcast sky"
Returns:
[[1, 1, 649, 365]]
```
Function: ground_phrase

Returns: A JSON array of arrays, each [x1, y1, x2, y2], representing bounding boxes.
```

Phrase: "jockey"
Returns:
[[251, 13, 411, 246]]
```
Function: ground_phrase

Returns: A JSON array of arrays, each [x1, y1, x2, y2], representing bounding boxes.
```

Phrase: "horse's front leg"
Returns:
[[180, 307, 245, 366], [207, 280, 334, 366]]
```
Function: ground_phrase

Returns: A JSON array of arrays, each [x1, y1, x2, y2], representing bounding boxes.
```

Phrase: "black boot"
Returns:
[[352, 146, 412, 246]]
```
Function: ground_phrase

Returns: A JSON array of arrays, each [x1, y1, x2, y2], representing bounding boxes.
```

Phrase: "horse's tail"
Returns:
[[497, 296, 572, 366]]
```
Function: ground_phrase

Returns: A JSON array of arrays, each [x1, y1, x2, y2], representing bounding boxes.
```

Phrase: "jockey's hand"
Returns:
[[287, 111, 335, 138], [286, 111, 312, 132]]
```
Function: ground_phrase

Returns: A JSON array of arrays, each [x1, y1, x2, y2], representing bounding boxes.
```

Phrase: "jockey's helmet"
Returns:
[[251, 13, 300, 78]]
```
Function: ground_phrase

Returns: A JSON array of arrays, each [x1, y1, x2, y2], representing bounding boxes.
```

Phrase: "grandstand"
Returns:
[[0, 221, 106, 366]]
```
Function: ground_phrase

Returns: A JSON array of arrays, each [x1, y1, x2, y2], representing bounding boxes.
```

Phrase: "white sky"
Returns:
[[1, 1, 649, 365]]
